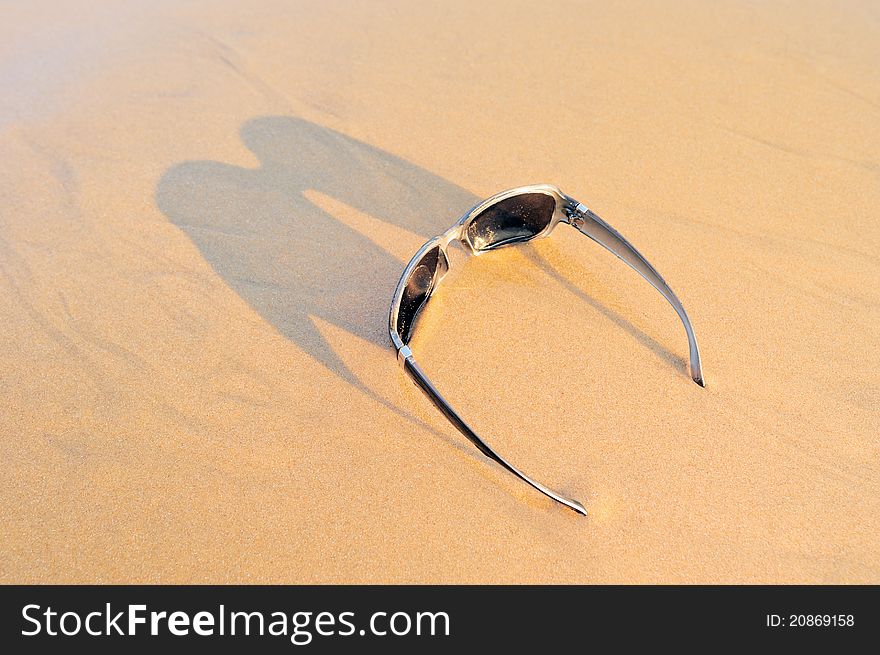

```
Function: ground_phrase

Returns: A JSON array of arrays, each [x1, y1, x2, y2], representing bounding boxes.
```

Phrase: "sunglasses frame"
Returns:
[[389, 184, 704, 516]]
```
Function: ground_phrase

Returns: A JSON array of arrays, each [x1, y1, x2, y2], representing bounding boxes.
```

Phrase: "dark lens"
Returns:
[[396, 245, 443, 344], [466, 192, 555, 251]]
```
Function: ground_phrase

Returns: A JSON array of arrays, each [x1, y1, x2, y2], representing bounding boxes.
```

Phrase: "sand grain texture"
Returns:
[[1, 0, 878, 582]]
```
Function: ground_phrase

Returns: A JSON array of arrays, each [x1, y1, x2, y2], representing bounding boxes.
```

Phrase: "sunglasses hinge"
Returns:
[[397, 345, 412, 367], [564, 201, 589, 229]]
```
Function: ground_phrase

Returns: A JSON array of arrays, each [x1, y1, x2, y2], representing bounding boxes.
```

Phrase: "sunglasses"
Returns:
[[389, 185, 703, 515]]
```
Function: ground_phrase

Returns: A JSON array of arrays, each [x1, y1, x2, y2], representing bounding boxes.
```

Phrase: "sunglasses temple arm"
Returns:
[[567, 205, 704, 387], [399, 348, 587, 516]]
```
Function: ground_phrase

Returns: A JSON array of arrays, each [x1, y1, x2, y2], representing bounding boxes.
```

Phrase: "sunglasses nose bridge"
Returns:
[[440, 222, 464, 243], [437, 222, 469, 254]]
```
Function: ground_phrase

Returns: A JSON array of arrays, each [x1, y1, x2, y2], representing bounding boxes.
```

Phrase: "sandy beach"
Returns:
[[1, 0, 878, 583]]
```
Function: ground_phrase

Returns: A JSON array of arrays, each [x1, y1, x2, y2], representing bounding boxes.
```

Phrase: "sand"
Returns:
[[1, 0, 878, 583]]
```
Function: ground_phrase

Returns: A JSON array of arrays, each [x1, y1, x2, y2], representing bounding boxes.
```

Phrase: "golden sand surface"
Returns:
[[1, 0, 878, 583]]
